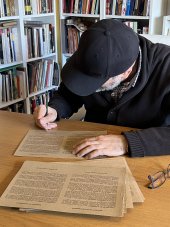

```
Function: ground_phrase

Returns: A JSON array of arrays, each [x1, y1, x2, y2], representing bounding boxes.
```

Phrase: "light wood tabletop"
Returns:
[[0, 110, 170, 227]]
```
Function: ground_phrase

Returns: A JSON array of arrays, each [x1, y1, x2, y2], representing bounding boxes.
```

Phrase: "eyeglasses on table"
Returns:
[[148, 164, 170, 189]]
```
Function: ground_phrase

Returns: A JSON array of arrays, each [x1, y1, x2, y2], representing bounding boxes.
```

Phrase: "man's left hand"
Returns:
[[72, 135, 128, 159]]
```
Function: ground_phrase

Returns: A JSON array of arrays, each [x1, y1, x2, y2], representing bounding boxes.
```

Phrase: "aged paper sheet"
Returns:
[[58, 157, 144, 209], [14, 130, 107, 158], [80, 157, 145, 203], [0, 160, 126, 217]]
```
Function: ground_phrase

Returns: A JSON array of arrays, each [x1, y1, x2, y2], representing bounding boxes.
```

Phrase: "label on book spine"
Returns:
[[25, 5, 32, 14]]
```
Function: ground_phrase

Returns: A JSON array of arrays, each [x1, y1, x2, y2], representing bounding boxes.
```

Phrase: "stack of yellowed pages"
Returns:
[[0, 130, 144, 217]]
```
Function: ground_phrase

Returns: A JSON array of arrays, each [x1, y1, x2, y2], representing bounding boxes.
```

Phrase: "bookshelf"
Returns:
[[59, 0, 170, 66], [0, 0, 59, 114]]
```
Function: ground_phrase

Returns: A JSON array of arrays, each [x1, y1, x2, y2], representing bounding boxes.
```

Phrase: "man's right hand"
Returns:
[[33, 105, 58, 130]]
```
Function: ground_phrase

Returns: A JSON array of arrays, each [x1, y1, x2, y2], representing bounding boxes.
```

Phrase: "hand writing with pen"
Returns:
[[33, 105, 128, 159]]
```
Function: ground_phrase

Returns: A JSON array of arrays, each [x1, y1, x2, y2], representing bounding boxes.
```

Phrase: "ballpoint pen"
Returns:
[[45, 91, 48, 116]]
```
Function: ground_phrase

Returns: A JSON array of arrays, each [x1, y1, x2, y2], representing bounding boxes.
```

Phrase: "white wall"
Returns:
[[140, 34, 170, 45]]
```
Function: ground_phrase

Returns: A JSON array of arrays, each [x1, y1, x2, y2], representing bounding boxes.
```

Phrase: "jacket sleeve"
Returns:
[[123, 90, 170, 157], [123, 127, 170, 157], [122, 52, 170, 157], [48, 82, 83, 119]]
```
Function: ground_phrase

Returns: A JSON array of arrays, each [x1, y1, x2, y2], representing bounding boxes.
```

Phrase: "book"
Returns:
[[0, 21, 17, 27], [106, 0, 111, 15], [138, 0, 145, 16], [121, 0, 127, 16], [70, 0, 74, 13], [125, 0, 131, 15], [74, 0, 79, 14], [16, 67, 26, 98], [24, 0, 32, 15], [82, 0, 87, 14], [115, 0, 123, 15], [95, 0, 99, 14], [52, 62, 60, 87], [129, 0, 136, 15], [0, 29, 4, 64], [0, 73, 2, 102]]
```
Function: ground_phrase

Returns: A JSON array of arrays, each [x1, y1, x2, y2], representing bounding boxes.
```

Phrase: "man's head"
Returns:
[[61, 19, 139, 96]]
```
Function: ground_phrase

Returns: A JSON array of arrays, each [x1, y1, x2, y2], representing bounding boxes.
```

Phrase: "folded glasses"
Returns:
[[148, 164, 170, 189]]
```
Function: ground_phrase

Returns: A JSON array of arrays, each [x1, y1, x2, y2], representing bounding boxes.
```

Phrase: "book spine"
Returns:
[[106, 0, 110, 15], [121, 0, 126, 16], [91, 0, 96, 14], [0, 29, 4, 64], [95, 0, 99, 14], [0, 73, 2, 103], [69, 0, 74, 13], [125, 0, 131, 16], [82, 0, 87, 14], [25, 0, 32, 15], [74, 0, 79, 14]]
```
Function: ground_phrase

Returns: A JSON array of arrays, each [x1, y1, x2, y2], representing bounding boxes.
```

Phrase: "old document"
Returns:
[[58, 157, 144, 211], [0, 160, 126, 217], [14, 130, 107, 158], [84, 158, 144, 204]]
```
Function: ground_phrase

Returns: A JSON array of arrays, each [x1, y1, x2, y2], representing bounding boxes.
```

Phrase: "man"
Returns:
[[34, 19, 170, 159]]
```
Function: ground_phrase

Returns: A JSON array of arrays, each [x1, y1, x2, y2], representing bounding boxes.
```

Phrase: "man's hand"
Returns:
[[72, 135, 128, 159], [33, 105, 58, 130]]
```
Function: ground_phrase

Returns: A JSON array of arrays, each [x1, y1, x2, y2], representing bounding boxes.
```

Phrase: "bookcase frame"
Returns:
[[0, 0, 58, 114]]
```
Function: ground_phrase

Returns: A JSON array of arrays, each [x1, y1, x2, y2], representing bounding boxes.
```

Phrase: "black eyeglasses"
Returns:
[[148, 164, 170, 189]]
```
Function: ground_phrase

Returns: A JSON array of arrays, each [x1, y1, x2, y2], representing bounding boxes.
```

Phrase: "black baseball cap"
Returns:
[[61, 19, 139, 96]]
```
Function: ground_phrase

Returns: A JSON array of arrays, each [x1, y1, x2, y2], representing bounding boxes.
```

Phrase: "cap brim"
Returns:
[[61, 53, 108, 96]]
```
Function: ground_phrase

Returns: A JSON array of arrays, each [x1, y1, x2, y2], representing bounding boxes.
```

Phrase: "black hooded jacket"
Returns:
[[49, 35, 170, 157]]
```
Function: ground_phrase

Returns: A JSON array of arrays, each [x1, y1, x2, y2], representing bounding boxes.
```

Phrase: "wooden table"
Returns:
[[0, 110, 169, 227]]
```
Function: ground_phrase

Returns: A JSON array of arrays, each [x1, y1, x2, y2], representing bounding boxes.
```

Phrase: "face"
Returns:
[[96, 73, 129, 92], [96, 61, 136, 92], [101, 74, 127, 90]]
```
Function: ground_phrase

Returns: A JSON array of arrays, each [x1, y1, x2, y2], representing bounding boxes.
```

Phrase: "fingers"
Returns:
[[85, 149, 104, 159], [73, 141, 101, 157], [72, 135, 128, 159], [72, 136, 105, 159], [73, 137, 98, 152], [35, 118, 58, 130], [44, 123, 58, 130], [33, 105, 57, 130], [35, 119, 57, 130]]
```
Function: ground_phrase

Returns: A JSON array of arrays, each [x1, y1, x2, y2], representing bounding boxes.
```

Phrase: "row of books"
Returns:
[[0, 25, 20, 64], [106, 0, 150, 16], [65, 18, 97, 54], [67, 27, 79, 54], [27, 60, 60, 94], [63, 0, 150, 16], [24, 0, 53, 15], [0, 0, 16, 17], [63, 0, 100, 14], [0, 67, 25, 103], [65, 18, 148, 54], [24, 21, 55, 59]]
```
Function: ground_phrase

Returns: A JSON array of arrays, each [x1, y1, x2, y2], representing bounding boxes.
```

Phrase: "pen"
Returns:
[[45, 91, 48, 116]]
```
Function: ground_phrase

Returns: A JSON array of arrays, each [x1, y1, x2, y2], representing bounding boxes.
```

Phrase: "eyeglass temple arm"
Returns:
[[148, 175, 154, 189]]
